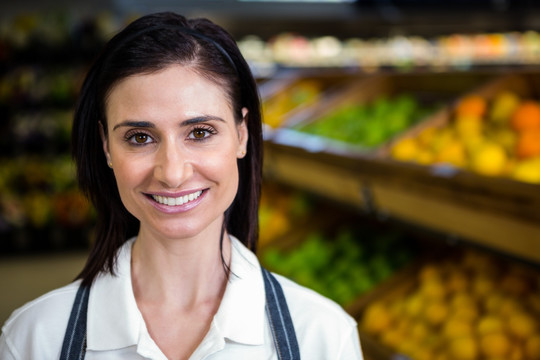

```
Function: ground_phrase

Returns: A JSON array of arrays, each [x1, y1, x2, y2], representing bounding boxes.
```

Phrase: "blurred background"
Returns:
[[2, 1, 540, 359]]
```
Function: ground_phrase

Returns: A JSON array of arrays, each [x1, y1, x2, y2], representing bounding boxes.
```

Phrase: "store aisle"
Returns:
[[0, 252, 88, 326]]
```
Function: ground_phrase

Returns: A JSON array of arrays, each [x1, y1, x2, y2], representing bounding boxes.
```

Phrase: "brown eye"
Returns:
[[193, 129, 207, 139], [135, 134, 148, 143]]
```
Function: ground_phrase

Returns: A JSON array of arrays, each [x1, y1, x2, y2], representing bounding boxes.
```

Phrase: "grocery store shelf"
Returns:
[[263, 141, 540, 264]]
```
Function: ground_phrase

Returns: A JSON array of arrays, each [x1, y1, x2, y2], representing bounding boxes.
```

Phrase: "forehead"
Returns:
[[106, 65, 233, 119]]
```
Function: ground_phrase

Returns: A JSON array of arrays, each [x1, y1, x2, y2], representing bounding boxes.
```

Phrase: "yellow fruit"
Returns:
[[416, 149, 435, 165], [484, 293, 506, 313], [431, 128, 456, 154], [418, 126, 438, 147], [404, 294, 424, 318], [380, 327, 404, 349], [436, 139, 467, 167], [477, 315, 505, 335], [512, 157, 540, 184], [410, 321, 430, 342], [419, 264, 442, 282], [526, 333, 540, 359], [362, 302, 392, 335], [489, 128, 517, 153], [499, 297, 525, 318], [490, 91, 520, 125], [451, 292, 476, 310], [420, 279, 447, 299], [470, 141, 508, 176], [480, 332, 511, 358], [472, 274, 496, 297], [455, 115, 484, 138], [443, 317, 474, 339], [448, 336, 479, 360], [423, 300, 449, 326], [508, 313, 538, 339], [391, 137, 420, 162]]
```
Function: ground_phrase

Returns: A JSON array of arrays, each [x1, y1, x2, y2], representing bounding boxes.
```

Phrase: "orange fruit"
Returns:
[[511, 101, 540, 133], [456, 95, 487, 118], [516, 130, 540, 158]]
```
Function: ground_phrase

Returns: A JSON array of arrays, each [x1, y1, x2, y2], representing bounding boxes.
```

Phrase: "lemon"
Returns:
[[477, 315, 505, 335], [436, 139, 467, 167], [508, 313, 538, 339], [490, 90, 520, 125], [470, 141, 508, 176], [362, 302, 392, 335], [380, 327, 404, 349], [443, 317, 474, 339], [448, 336, 478, 360], [416, 149, 435, 165], [404, 293, 424, 318], [480, 332, 511, 358], [391, 137, 420, 162], [472, 273, 496, 297], [420, 278, 447, 299], [423, 300, 449, 326], [512, 157, 540, 184], [455, 114, 484, 138]]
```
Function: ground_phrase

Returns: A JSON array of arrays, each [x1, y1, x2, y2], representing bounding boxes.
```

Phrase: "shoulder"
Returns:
[[271, 272, 362, 358], [0, 281, 80, 359]]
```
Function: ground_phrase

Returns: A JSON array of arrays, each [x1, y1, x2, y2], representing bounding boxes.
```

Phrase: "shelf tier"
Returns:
[[263, 141, 540, 264]]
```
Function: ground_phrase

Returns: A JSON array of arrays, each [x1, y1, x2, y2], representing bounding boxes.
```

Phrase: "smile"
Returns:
[[151, 190, 203, 206]]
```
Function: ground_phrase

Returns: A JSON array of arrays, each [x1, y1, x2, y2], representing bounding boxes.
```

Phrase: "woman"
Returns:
[[0, 12, 362, 359]]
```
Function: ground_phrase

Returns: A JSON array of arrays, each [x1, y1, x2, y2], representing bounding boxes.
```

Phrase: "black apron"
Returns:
[[60, 267, 300, 360]]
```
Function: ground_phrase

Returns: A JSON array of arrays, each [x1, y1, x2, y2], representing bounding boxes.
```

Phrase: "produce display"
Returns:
[[261, 226, 417, 306], [295, 94, 436, 148], [262, 79, 321, 128], [360, 249, 540, 360], [0, 156, 94, 252], [258, 183, 313, 247], [390, 90, 540, 183], [240, 31, 540, 70], [0, 13, 107, 253]]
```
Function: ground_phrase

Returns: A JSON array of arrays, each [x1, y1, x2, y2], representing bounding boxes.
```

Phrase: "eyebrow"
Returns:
[[112, 115, 225, 131]]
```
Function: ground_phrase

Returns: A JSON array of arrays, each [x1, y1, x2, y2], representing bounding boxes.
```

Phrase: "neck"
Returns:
[[131, 223, 231, 310]]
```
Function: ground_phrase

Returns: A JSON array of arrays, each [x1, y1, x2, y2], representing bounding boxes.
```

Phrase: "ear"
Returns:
[[237, 108, 249, 159], [99, 121, 112, 166]]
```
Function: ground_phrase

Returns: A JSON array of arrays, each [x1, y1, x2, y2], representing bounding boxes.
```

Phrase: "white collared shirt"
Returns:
[[0, 237, 363, 359]]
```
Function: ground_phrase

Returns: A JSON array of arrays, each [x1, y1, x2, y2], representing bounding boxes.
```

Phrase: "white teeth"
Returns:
[[152, 191, 202, 206]]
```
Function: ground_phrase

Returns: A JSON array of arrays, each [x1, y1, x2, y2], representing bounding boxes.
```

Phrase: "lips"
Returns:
[[150, 190, 203, 206]]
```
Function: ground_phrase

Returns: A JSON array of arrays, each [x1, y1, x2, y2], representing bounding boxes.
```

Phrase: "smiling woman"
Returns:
[[0, 12, 363, 360]]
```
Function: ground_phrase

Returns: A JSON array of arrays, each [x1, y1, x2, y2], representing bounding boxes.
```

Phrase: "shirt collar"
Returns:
[[85, 236, 266, 351], [86, 238, 141, 351], [213, 236, 266, 345]]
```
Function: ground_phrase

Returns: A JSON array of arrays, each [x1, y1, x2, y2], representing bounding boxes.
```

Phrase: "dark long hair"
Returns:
[[72, 12, 263, 286]]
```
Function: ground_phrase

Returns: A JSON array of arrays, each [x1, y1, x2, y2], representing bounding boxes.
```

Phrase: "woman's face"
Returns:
[[102, 65, 248, 241]]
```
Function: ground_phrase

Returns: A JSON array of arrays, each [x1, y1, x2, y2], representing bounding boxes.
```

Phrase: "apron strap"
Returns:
[[60, 284, 89, 360], [60, 269, 301, 360], [262, 267, 301, 360]]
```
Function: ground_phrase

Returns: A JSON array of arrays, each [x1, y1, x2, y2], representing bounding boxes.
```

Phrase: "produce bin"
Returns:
[[269, 72, 496, 157], [354, 247, 540, 360], [382, 72, 540, 185]]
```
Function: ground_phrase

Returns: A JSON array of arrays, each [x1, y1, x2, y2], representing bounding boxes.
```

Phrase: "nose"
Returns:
[[153, 142, 193, 189]]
